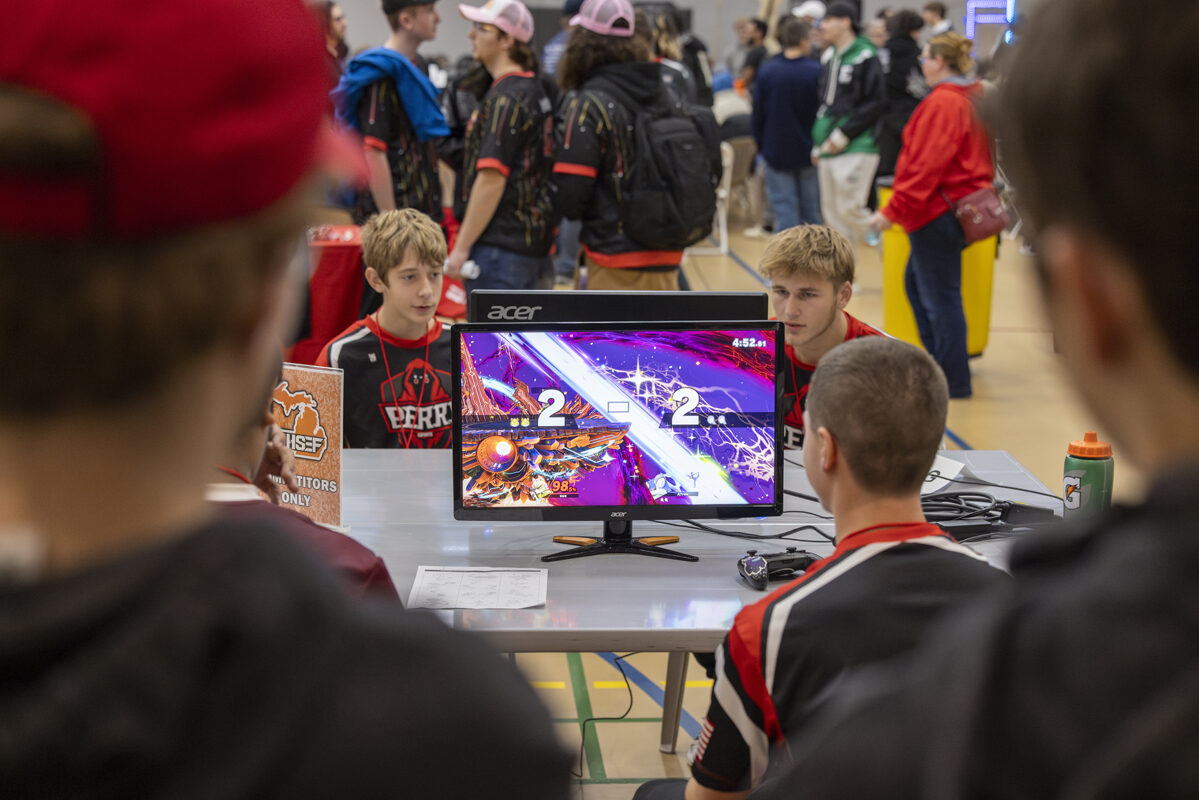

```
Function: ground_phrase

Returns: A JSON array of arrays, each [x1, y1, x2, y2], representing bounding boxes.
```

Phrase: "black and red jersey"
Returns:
[[316, 317, 452, 449], [355, 78, 443, 224], [456, 72, 556, 256], [781, 311, 883, 449], [691, 522, 1006, 793]]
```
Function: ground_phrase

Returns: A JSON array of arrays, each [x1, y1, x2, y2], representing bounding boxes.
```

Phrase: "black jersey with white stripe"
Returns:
[[316, 317, 452, 449], [691, 522, 1007, 792]]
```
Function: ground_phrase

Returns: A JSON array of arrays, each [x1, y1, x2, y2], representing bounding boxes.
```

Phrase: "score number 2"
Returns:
[[538, 389, 567, 426], [671, 387, 700, 426]]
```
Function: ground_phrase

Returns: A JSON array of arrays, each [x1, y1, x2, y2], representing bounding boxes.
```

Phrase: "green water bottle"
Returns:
[[1062, 431, 1114, 519]]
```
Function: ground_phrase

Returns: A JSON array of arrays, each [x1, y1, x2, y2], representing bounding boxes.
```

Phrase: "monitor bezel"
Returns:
[[466, 289, 770, 323], [451, 320, 785, 523]]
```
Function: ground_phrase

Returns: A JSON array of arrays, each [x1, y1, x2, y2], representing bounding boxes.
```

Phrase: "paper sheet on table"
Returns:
[[922, 453, 967, 495], [407, 566, 548, 609]]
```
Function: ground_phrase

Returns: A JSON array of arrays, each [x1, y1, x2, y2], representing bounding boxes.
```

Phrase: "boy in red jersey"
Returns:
[[759, 224, 882, 447], [318, 208, 453, 448]]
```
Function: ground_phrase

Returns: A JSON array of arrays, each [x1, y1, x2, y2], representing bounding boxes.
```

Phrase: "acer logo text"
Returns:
[[487, 305, 542, 321]]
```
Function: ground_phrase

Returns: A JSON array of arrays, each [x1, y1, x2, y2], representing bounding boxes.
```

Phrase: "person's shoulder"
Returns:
[[320, 317, 375, 367], [843, 311, 884, 340]]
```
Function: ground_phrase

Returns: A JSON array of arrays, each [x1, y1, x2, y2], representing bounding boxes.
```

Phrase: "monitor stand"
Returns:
[[543, 520, 698, 562]]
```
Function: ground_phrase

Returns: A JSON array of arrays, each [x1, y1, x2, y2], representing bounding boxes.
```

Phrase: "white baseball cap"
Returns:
[[793, 1, 827, 20]]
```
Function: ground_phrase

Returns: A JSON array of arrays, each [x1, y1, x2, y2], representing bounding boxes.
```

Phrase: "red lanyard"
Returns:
[[214, 465, 253, 485], [374, 314, 433, 449]]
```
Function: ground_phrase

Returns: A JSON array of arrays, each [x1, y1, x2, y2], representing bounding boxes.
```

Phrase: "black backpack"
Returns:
[[590, 77, 721, 251]]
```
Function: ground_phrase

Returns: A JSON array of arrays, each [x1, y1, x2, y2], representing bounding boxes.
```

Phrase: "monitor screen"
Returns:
[[452, 321, 784, 525], [467, 290, 769, 323]]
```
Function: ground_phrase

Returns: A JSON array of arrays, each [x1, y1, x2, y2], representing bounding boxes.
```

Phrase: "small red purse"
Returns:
[[944, 186, 1010, 244]]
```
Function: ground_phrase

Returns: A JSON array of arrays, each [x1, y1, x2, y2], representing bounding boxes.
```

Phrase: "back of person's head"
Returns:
[[361, 209, 447, 282], [558, 0, 647, 90], [887, 8, 924, 36], [759, 225, 855, 287], [922, 1, 946, 20], [927, 31, 972, 73], [990, 0, 1199, 382], [807, 338, 948, 495], [0, 0, 329, 421], [778, 16, 812, 49]]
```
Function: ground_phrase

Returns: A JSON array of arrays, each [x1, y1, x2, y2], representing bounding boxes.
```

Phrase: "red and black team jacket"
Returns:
[[550, 60, 685, 270], [781, 311, 883, 449], [316, 317, 452, 449], [691, 522, 1007, 793]]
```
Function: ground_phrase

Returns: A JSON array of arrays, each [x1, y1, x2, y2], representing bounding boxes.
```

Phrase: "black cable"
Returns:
[[571, 652, 638, 783], [921, 490, 1002, 523], [926, 469, 1061, 501], [650, 518, 835, 543], [784, 488, 821, 504], [784, 456, 805, 469]]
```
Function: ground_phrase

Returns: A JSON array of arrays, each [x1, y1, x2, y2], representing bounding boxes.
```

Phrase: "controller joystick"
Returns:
[[736, 547, 820, 590]]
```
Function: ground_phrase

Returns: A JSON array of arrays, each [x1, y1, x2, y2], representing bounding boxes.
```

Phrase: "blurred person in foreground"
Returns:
[[0, 0, 570, 796], [755, 1, 1199, 797], [868, 32, 993, 399]]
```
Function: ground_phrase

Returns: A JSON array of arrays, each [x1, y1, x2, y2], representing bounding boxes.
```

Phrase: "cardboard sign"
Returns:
[[271, 363, 344, 528]]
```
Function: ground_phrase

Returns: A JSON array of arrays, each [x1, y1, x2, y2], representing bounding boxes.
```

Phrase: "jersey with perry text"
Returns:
[[456, 72, 556, 256], [356, 78, 444, 224], [317, 317, 452, 449], [691, 522, 1006, 793], [782, 311, 883, 449]]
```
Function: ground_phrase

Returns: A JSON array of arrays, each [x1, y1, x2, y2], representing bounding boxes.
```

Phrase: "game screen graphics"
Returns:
[[457, 328, 779, 511]]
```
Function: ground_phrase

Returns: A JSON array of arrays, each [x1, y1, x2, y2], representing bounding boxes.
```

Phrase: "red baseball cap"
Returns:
[[0, 0, 351, 240]]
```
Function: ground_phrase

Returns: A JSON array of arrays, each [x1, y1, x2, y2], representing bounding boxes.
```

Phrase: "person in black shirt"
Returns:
[[445, 0, 557, 292], [756, 2, 1199, 798], [338, 0, 447, 225], [0, 0, 571, 795]]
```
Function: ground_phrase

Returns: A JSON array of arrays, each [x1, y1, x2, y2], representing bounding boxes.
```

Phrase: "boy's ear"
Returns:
[[836, 280, 853, 309], [365, 266, 387, 294], [817, 426, 838, 474]]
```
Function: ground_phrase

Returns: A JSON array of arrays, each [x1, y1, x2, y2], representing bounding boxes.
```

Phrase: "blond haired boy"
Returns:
[[759, 224, 882, 447], [317, 208, 453, 448]]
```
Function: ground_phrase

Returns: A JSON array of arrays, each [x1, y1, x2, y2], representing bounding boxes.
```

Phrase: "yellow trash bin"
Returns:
[[878, 183, 997, 358]]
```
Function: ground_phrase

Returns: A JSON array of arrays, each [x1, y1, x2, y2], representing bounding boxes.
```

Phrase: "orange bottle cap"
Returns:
[[1068, 430, 1112, 458]]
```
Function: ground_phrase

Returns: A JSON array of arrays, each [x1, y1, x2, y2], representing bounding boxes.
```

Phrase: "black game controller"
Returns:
[[736, 547, 820, 590]]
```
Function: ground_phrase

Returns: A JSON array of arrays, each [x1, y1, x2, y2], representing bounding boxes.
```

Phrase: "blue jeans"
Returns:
[[764, 161, 822, 232], [905, 209, 971, 397], [464, 244, 553, 293], [554, 218, 583, 281]]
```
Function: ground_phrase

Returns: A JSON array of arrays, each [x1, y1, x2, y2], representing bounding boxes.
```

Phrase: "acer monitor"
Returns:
[[467, 290, 769, 324], [452, 321, 784, 562]]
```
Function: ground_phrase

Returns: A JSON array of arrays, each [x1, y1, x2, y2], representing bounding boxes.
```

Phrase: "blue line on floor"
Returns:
[[597, 652, 703, 740], [945, 428, 973, 450], [724, 244, 769, 288]]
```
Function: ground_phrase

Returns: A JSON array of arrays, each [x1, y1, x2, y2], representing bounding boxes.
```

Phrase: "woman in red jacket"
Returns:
[[868, 32, 993, 398]]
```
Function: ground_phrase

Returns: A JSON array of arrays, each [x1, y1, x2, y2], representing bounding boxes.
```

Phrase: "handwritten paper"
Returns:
[[408, 566, 548, 610]]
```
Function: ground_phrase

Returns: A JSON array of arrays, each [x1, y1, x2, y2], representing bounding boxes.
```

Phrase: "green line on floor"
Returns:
[[554, 717, 664, 724], [567, 652, 606, 780]]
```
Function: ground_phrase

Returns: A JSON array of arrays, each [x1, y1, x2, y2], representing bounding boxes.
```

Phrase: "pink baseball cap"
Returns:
[[569, 0, 635, 38], [459, 0, 536, 44], [0, 0, 355, 240]]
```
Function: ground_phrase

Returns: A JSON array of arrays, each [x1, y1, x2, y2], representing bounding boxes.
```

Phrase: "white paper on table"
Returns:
[[921, 453, 967, 495], [407, 566, 548, 609]]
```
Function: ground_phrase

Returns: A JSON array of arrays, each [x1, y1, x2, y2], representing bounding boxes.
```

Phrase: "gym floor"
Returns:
[[513, 227, 1137, 798]]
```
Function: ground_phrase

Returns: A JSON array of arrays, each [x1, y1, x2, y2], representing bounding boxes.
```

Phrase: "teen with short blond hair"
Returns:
[[318, 208, 453, 448], [759, 225, 882, 447]]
